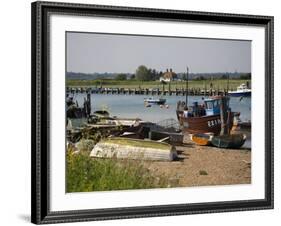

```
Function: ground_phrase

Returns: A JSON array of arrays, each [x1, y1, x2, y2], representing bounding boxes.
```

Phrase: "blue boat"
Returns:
[[228, 83, 251, 97]]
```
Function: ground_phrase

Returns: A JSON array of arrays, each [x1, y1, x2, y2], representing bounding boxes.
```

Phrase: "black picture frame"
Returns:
[[31, 1, 274, 224]]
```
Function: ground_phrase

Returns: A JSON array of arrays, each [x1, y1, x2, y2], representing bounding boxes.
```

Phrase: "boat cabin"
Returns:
[[204, 97, 229, 116], [177, 96, 230, 118], [204, 98, 221, 116], [237, 83, 246, 90]]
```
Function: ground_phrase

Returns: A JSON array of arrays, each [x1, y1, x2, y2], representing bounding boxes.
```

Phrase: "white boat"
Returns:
[[228, 83, 251, 97], [144, 97, 166, 105]]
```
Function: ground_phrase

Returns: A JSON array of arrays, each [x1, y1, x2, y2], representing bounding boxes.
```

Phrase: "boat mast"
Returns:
[[185, 66, 189, 106]]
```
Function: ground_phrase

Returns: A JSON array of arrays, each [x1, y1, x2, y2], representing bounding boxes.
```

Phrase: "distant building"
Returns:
[[159, 68, 177, 82]]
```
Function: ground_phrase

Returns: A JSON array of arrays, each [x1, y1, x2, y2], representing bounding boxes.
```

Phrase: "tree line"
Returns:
[[115, 65, 251, 81], [115, 65, 163, 81]]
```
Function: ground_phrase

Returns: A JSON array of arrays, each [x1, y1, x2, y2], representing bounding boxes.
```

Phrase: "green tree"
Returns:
[[151, 69, 159, 80], [130, 74, 136, 80], [115, 73, 127, 80], [136, 65, 151, 81], [240, 73, 251, 80]]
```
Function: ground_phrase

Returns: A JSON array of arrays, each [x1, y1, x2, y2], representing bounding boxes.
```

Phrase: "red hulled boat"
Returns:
[[176, 96, 239, 135]]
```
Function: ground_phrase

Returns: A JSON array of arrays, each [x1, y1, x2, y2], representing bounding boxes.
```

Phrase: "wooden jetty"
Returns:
[[66, 86, 229, 96]]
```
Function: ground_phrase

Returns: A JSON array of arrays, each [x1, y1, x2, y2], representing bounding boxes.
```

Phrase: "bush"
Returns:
[[66, 150, 170, 192], [115, 73, 127, 80]]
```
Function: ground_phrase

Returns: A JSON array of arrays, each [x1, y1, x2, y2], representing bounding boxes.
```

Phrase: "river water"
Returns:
[[72, 93, 251, 123], [70, 94, 251, 148]]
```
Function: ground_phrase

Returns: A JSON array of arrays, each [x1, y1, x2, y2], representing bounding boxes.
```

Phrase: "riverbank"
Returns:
[[67, 79, 249, 90], [67, 137, 251, 192]]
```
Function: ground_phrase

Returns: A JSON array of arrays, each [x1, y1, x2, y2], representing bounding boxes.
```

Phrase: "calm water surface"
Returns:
[[71, 94, 251, 148], [72, 94, 251, 123]]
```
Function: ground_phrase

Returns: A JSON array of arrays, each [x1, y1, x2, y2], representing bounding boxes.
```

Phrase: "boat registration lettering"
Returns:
[[207, 119, 221, 127]]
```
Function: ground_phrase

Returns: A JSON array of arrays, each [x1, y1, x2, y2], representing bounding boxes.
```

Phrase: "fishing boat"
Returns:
[[144, 97, 166, 105], [228, 83, 251, 97], [176, 96, 239, 135], [176, 66, 239, 135], [211, 133, 247, 148], [190, 133, 214, 146], [87, 116, 142, 131]]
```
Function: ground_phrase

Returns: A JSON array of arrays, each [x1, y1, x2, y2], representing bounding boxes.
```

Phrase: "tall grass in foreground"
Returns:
[[66, 150, 171, 192]]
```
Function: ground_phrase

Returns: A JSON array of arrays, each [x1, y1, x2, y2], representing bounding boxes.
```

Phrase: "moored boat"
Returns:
[[228, 83, 251, 97], [176, 96, 239, 135], [93, 110, 110, 118], [211, 134, 246, 148], [144, 97, 166, 105]]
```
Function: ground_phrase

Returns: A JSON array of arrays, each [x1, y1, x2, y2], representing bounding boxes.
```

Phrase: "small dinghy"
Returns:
[[211, 134, 247, 149], [190, 133, 214, 146], [93, 110, 110, 118], [144, 97, 166, 105]]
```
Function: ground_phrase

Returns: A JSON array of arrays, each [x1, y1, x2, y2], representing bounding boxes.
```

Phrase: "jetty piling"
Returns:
[[66, 87, 229, 96]]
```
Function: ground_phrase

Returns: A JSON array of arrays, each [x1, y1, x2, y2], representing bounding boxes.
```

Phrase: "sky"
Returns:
[[66, 32, 251, 74]]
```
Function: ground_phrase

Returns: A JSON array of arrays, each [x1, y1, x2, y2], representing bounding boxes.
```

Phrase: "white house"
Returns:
[[159, 68, 177, 82]]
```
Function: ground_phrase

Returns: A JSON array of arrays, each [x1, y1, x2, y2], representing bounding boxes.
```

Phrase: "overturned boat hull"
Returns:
[[90, 137, 177, 161], [211, 134, 247, 149], [190, 133, 213, 146]]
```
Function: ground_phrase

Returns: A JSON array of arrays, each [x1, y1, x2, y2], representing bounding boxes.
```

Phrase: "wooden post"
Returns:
[[86, 93, 91, 117], [220, 97, 229, 135], [168, 82, 171, 95], [204, 81, 206, 97], [226, 109, 231, 135]]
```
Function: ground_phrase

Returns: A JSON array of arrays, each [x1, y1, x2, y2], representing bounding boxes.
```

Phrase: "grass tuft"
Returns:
[[66, 149, 172, 192]]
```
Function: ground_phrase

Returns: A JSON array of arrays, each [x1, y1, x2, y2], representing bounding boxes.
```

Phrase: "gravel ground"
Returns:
[[145, 140, 251, 188]]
